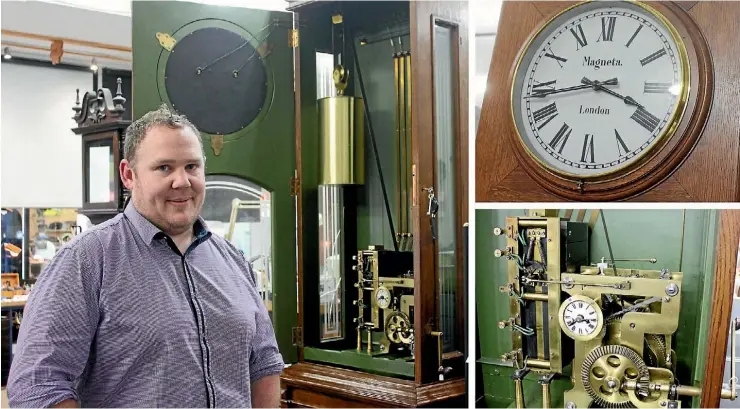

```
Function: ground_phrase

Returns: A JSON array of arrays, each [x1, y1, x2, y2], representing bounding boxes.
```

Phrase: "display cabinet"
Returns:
[[71, 79, 130, 225], [475, 209, 740, 408], [131, 1, 468, 406]]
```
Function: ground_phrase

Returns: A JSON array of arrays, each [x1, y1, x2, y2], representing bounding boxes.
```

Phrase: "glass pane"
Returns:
[[27, 208, 80, 282], [318, 186, 344, 341], [316, 52, 335, 99], [201, 175, 273, 315], [87, 143, 114, 203], [720, 245, 740, 407], [316, 52, 345, 341], [1, 208, 24, 278], [433, 22, 459, 353]]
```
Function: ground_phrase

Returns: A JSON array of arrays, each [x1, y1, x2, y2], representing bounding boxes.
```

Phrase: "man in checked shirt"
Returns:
[[7, 104, 284, 408]]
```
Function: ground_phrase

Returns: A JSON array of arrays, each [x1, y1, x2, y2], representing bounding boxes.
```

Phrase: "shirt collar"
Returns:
[[123, 201, 211, 244]]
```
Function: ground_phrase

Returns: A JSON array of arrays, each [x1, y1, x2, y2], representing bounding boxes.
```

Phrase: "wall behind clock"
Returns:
[[0, 63, 93, 208]]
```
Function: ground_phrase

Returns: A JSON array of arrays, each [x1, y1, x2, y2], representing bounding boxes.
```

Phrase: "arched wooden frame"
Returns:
[[477, 1, 716, 202]]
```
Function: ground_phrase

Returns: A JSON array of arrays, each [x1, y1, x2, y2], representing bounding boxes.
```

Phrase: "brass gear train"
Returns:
[[644, 334, 668, 368], [384, 311, 413, 344], [582, 345, 651, 408]]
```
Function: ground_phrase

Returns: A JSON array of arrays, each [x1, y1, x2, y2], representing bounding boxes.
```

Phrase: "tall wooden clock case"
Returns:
[[131, 0, 469, 407]]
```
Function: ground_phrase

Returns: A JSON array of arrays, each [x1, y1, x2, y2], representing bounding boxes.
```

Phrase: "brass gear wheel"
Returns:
[[582, 345, 651, 408], [385, 311, 413, 345], [644, 334, 667, 368]]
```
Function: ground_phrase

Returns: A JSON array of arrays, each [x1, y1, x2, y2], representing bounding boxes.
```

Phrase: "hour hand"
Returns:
[[529, 78, 618, 98], [581, 77, 643, 108]]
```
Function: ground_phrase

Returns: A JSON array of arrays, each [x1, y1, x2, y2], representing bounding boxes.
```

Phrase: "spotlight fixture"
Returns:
[[90, 58, 98, 71], [3, 47, 11, 60]]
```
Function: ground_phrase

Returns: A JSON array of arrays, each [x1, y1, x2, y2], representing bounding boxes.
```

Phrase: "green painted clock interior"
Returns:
[[131, 0, 449, 380], [292, 0, 420, 379], [475, 209, 730, 408]]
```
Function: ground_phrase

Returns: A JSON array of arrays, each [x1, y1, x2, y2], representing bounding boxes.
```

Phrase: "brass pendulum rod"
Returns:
[[393, 38, 402, 248], [398, 40, 407, 239], [404, 48, 412, 238]]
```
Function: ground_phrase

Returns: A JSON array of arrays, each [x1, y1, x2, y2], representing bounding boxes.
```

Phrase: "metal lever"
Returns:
[[728, 317, 739, 400], [423, 187, 439, 240], [539, 373, 556, 409]]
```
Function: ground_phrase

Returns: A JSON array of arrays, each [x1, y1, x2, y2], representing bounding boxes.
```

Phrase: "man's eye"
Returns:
[[158, 165, 170, 171], [186, 164, 198, 170]]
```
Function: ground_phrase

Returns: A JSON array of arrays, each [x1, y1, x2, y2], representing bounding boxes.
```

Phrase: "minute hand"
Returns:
[[581, 77, 643, 108], [529, 78, 618, 98]]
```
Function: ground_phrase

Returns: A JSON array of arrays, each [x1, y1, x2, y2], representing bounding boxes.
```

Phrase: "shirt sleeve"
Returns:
[[243, 260, 284, 384], [7, 238, 102, 408]]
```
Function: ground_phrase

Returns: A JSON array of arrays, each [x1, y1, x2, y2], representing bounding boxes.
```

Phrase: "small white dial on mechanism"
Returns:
[[376, 286, 391, 309], [559, 295, 604, 340]]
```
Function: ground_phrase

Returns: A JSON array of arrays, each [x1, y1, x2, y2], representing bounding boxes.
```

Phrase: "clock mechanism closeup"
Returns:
[[491, 210, 739, 408], [353, 245, 416, 357]]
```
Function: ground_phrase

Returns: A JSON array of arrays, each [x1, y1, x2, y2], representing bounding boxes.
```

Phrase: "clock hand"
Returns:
[[581, 77, 644, 108], [196, 22, 274, 75], [233, 26, 277, 78], [528, 78, 618, 98]]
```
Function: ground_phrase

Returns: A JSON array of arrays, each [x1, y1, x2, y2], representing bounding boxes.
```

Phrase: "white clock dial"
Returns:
[[512, 1, 688, 177], [559, 295, 604, 340], [375, 286, 391, 309], [562, 299, 599, 337]]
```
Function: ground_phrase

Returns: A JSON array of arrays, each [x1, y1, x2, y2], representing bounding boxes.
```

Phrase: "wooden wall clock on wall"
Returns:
[[476, 1, 740, 202]]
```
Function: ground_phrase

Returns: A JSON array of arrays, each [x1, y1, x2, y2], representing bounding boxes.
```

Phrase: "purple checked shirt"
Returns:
[[7, 203, 283, 407]]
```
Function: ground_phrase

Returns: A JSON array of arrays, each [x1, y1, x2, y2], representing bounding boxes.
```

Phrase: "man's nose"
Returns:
[[171, 168, 192, 189]]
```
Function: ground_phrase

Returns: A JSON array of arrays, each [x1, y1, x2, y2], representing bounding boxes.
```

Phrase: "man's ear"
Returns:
[[120, 159, 135, 190]]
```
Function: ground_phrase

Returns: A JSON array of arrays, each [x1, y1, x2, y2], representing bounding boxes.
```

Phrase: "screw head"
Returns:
[[661, 402, 667, 407], [566, 402, 577, 409], [666, 283, 679, 297], [607, 380, 617, 389], [630, 323, 636, 329]]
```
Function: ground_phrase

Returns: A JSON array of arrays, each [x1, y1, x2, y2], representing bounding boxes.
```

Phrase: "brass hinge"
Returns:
[[292, 327, 303, 347], [289, 29, 299, 48], [290, 175, 300, 197]]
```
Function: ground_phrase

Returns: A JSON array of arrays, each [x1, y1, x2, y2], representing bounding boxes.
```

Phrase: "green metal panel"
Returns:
[[303, 347, 414, 378], [353, 35, 410, 250], [476, 209, 719, 407], [294, 1, 417, 375], [132, 1, 297, 363]]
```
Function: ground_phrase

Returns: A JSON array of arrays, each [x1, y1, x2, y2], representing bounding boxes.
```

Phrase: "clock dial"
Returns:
[[559, 295, 603, 340], [512, 1, 688, 177], [376, 287, 391, 309], [163, 25, 268, 136]]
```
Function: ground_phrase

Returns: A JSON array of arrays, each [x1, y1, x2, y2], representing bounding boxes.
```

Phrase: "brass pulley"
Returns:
[[333, 65, 349, 95]]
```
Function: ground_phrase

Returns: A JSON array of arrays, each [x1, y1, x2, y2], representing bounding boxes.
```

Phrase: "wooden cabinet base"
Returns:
[[280, 363, 466, 408]]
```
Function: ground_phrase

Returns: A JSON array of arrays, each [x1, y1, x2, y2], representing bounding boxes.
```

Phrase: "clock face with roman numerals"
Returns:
[[511, 1, 689, 178]]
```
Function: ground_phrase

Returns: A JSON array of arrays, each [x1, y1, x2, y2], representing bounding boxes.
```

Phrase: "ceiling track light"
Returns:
[[90, 57, 98, 71], [3, 47, 11, 60]]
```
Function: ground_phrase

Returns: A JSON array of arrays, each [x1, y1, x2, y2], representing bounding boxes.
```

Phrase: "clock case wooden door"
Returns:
[[131, 1, 468, 407], [476, 1, 740, 202]]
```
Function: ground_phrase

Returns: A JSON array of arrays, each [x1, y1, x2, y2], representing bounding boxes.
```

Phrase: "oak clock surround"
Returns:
[[477, 1, 740, 202]]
